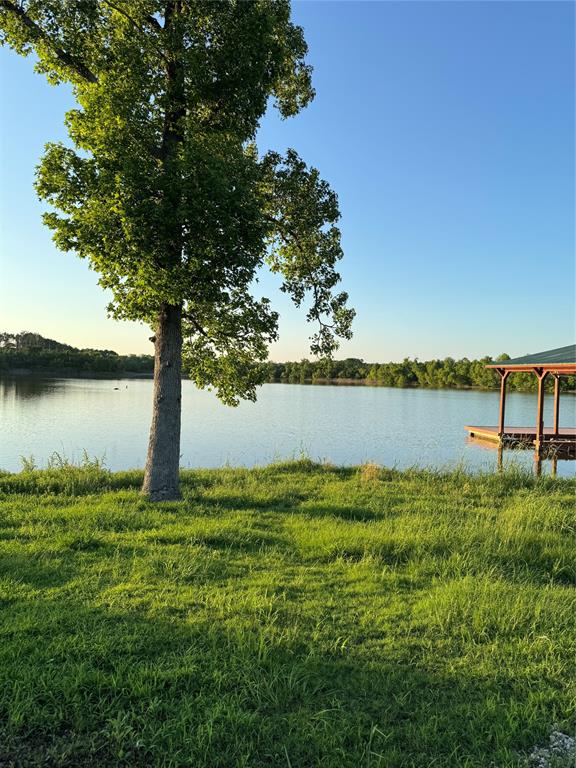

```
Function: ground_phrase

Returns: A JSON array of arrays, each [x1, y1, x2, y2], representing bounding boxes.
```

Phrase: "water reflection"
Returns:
[[0, 375, 65, 401], [488, 442, 573, 477], [467, 434, 575, 473]]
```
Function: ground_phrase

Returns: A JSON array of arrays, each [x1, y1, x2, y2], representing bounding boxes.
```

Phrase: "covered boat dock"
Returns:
[[465, 344, 576, 456]]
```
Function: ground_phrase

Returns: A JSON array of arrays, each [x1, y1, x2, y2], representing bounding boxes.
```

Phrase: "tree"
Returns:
[[0, 1, 354, 500]]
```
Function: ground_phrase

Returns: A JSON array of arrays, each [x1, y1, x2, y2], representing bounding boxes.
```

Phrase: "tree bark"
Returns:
[[142, 3, 185, 501], [142, 303, 183, 500]]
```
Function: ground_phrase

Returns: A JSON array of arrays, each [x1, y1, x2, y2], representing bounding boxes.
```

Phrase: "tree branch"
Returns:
[[183, 311, 211, 339], [0, 0, 98, 84], [100, 0, 168, 63], [267, 215, 335, 330], [183, 310, 254, 344], [101, 0, 148, 36], [144, 13, 163, 31]]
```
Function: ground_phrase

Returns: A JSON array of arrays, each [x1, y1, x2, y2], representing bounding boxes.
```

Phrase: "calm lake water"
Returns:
[[1, 376, 575, 476]]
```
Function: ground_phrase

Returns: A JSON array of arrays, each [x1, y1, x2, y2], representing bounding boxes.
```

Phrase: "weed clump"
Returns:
[[1, 451, 112, 495]]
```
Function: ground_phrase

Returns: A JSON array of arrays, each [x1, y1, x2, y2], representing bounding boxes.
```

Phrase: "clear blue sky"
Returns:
[[1, 1, 574, 362]]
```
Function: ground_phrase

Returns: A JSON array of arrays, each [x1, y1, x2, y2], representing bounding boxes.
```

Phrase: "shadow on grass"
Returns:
[[191, 530, 289, 554], [255, 459, 355, 478], [200, 494, 388, 522], [197, 492, 309, 513], [0, 551, 76, 590], [297, 503, 386, 522], [0, 595, 550, 768]]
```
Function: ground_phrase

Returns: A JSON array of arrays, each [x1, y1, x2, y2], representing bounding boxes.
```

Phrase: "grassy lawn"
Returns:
[[0, 460, 574, 767]]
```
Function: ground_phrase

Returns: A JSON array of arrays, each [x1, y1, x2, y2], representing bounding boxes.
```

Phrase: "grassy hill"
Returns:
[[0, 461, 574, 767]]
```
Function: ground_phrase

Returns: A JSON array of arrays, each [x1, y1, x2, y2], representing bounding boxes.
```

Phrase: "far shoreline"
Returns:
[[0, 368, 155, 380], [3, 368, 574, 395]]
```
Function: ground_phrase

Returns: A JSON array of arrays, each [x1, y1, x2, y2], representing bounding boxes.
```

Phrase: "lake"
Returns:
[[1, 376, 574, 476]]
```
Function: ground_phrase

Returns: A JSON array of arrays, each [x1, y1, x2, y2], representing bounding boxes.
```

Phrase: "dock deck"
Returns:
[[465, 425, 576, 445]]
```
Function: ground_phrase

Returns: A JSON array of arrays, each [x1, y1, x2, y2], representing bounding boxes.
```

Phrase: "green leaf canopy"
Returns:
[[1, 0, 354, 404]]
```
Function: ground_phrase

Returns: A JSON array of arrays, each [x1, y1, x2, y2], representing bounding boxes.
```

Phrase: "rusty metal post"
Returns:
[[552, 375, 560, 435], [497, 369, 509, 439]]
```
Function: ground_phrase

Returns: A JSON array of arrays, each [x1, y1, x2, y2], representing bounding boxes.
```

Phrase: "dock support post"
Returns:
[[551, 455, 558, 478], [497, 369, 509, 440], [533, 451, 542, 477], [552, 375, 560, 435], [534, 369, 548, 452]]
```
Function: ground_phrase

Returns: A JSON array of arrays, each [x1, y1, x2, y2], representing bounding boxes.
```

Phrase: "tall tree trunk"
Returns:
[[142, 303, 183, 500], [142, 1, 185, 502]]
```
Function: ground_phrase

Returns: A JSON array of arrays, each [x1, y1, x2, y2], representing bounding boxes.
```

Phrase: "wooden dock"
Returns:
[[466, 425, 576, 442], [465, 426, 576, 455], [475, 345, 576, 458]]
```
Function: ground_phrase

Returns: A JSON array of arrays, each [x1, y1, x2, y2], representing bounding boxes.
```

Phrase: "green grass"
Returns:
[[0, 460, 574, 767]]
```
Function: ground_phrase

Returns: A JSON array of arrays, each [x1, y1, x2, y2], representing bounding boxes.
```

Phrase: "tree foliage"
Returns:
[[265, 356, 576, 392], [0, 0, 354, 406]]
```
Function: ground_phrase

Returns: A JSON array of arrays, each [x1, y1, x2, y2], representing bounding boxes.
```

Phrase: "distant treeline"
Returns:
[[264, 356, 576, 392], [1, 332, 574, 391], [0, 332, 153, 374]]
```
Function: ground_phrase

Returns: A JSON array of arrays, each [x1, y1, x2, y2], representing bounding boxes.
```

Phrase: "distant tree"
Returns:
[[0, 331, 73, 351], [298, 358, 313, 383], [0, 1, 354, 500], [334, 357, 366, 379], [312, 357, 333, 381], [470, 357, 499, 389]]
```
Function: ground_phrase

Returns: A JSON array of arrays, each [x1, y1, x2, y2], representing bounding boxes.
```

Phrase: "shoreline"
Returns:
[[0, 368, 155, 379], [0, 369, 498, 390], [2, 369, 574, 394]]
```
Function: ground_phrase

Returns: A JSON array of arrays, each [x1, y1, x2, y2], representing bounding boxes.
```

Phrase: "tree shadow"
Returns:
[[0, 551, 76, 591], [196, 492, 308, 513], [196, 492, 413, 524], [296, 502, 390, 522], [0, 588, 559, 768]]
